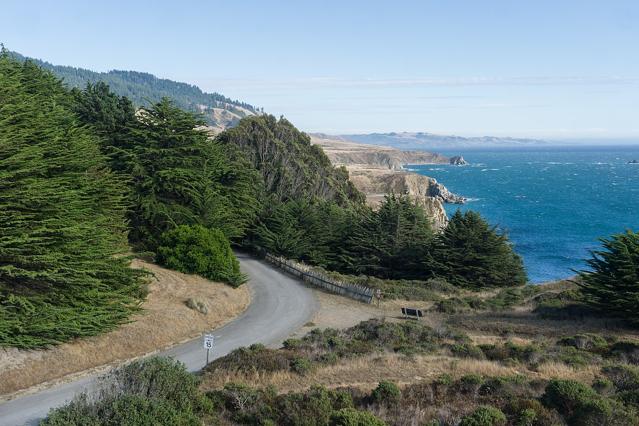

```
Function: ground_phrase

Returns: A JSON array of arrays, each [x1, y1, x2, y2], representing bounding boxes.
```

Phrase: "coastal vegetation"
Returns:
[[578, 230, 639, 324], [0, 54, 146, 349], [3, 52, 638, 425]]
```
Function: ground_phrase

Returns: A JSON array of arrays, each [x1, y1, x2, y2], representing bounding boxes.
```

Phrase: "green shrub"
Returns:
[[601, 364, 639, 391], [459, 406, 507, 426], [371, 381, 401, 405], [274, 386, 343, 426], [330, 408, 386, 426], [157, 224, 245, 286], [283, 338, 303, 350], [506, 398, 563, 426], [459, 374, 485, 394], [592, 377, 615, 396], [434, 297, 470, 313], [435, 373, 454, 386], [290, 356, 313, 375], [516, 408, 537, 426], [570, 398, 636, 426], [43, 357, 206, 425], [558, 334, 609, 352], [542, 379, 598, 416], [208, 344, 292, 374], [617, 389, 639, 408], [480, 342, 541, 364], [451, 343, 485, 359], [610, 341, 639, 364], [559, 346, 593, 367]]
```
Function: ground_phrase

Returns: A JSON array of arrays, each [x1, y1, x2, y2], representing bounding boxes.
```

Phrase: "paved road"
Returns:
[[0, 254, 318, 426]]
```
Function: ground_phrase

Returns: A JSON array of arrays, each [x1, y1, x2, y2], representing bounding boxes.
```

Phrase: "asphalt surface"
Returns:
[[0, 254, 318, 426]]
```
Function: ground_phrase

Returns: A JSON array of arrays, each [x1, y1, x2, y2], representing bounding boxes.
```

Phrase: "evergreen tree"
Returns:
[[218, 115, 364, 206], [578, 230, 639, 323], [341, 194, 434, 279], [72, 89, 261, 251], [0, 55, 145, 348], [431, 210, 527, 289]]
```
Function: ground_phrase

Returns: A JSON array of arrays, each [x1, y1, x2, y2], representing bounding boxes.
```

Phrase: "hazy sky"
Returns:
[[3, 0, 639, 139]]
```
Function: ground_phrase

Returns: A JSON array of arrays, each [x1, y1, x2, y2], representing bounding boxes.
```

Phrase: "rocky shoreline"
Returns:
[[311, 134, 466, 229]]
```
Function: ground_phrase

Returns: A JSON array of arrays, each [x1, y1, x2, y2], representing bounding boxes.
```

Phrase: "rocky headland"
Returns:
[[311, 134, 466, 229]]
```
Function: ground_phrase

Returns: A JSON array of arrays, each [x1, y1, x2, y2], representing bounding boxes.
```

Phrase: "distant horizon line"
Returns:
[[306, 130, 639, 144]]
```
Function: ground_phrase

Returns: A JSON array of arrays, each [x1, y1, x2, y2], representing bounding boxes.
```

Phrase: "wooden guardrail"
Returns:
[[264, 253, 374, 304]]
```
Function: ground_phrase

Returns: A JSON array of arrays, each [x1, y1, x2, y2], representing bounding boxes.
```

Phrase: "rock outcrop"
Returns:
[[449, 155, 468, 165], [310, 133, 465, 230]]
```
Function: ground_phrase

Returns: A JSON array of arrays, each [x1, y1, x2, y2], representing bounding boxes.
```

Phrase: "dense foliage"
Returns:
[[73, 87, 261, 251], [0, 55, 145, 348], [157, 225, 245, 287], [218, 115, 364, 206], [431, 210, 527, 288], [9, 50, 257, 127], [579, 230, 639, 323], [253, 195, 526, 287], [340, 194, 435, 279], [43, 357, 211, 425]]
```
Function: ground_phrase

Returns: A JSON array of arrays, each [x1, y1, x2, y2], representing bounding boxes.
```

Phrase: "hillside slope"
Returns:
[[9, 51, 257, 129], [219, 116, 364, 206]]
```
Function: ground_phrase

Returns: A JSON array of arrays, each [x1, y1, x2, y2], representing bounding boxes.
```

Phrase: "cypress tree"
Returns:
[[432, 210, 527, 289], [0, 55, 145, 348], [578, 230, 639, 323]]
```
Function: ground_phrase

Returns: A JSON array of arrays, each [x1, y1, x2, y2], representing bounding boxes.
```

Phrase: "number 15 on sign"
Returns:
[[203, 334, 215, 365]]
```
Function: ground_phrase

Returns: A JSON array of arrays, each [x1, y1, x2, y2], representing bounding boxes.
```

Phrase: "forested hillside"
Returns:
[[0, 54, 528, 351], [218, 115, 364, 206], [8, 50, 258, 129]]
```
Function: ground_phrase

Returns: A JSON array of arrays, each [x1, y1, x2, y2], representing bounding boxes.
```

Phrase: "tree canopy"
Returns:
[[0, 55, 146, 348], [579, 230, 639, 323], [72, 89, 261, 251], [430, 210, 528, 288]]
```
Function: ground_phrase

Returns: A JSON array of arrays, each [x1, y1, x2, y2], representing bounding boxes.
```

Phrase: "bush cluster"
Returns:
[[156, 224, 245, 286], [43, 357, 212, 425]]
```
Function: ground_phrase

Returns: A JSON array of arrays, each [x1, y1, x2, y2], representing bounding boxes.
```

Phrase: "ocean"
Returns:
[[409, 145, 639, 283]]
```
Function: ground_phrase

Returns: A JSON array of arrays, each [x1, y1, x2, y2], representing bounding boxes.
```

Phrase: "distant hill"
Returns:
[[9, 51, 258, 129], [339, 132, 548, 150]]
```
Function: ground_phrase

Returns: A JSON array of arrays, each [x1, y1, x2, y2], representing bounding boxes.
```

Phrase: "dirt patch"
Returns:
[[0, 260, 249, 398], [290, 291, 381, 338]]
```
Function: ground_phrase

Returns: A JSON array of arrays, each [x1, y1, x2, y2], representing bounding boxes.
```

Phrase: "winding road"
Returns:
[[0, 254, 318, 426]]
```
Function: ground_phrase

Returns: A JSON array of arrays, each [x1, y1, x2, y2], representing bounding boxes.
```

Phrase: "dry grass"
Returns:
[[0, 260, 249, 399], [200, 351, 600, 395]]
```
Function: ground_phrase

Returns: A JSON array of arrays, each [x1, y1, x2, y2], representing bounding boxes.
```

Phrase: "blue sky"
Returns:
[[3, 0, 638, 139]]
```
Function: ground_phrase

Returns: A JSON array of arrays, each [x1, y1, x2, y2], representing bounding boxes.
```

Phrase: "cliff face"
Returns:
[[347, 168, 460, 229], [310, 134, 464, 230], [310, 133, 450, 170]]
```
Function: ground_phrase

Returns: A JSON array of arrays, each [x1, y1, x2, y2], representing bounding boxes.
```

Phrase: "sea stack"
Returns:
[[449, 155, 468, 165]]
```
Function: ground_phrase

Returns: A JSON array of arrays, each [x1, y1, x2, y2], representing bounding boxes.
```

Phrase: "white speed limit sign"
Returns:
[[203, 334, 214, 349]]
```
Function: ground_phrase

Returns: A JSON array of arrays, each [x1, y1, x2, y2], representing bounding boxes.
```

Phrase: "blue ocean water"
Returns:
[[410, 146, 639, 283]]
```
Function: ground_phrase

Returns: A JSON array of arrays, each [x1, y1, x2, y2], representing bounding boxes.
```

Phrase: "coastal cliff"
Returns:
[[311, 134, 465, 229], [311, 133, 451, 170]]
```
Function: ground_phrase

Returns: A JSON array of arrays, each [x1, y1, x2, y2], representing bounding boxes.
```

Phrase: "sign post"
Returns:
[[375, 289, 383, 308], [203, 334, 215, 365]]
